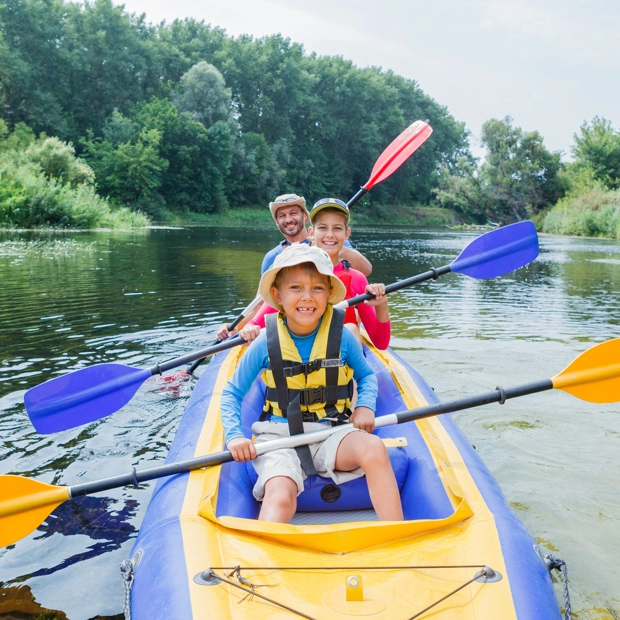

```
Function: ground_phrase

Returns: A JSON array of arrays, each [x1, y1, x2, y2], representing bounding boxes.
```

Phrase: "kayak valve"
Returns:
[[346, 574, 364, 601]]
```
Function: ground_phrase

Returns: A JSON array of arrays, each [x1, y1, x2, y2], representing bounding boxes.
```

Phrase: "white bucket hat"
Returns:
[[268, 194, 310, 222], [258, 244, 346, 311]]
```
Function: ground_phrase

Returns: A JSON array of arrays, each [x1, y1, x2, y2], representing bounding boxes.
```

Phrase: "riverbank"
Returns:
[[158, 204, 464, 228]]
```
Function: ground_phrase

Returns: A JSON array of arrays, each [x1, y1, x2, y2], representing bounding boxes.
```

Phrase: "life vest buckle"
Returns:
[[298, 386, 326, 406], [321, 358, 344, 368], [282, 358, 343, 378]]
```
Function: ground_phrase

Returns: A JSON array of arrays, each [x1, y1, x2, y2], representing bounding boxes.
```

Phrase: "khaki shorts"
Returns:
[[251, 420, 366, 501]]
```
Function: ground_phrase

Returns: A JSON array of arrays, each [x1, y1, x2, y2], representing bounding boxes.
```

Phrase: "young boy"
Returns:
[[238, 198, 391, 350], [309, 198, 390, 349], [220, 244, 403, 524]]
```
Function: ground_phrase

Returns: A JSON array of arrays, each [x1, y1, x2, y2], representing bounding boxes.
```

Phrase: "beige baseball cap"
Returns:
[[269, 194, 310, 222], [258, 244, 346, 311]]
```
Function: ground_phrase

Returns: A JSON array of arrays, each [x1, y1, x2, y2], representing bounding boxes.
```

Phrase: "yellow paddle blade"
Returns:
[[552, 338, 620, 403], [0, 475, 70, 548]]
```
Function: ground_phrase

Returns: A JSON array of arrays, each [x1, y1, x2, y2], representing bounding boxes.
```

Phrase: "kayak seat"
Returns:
[[215, 446, 408, 519], [246, 443, 408, 511], [215, 369, 452, 521]]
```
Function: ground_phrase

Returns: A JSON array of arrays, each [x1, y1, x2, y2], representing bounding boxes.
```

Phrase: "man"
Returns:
[[261, 194, 372, 276]]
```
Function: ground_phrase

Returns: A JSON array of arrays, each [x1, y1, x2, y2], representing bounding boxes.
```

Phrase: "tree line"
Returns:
[[435, 116, 620, 238], [1, 0, 619, 236], [0, 0, 469, 222]]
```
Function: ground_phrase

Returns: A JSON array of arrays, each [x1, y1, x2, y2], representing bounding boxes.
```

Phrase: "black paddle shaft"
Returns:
[[187, 313, 248, 375], [186, 266, 453, 375], [341, 264, 452, 308], [393, 378, 553, 426], [67, 378, 552, 500], [151, 336, 244, 376], [69, 450, 235, 498], [347, 187, 368, 208]]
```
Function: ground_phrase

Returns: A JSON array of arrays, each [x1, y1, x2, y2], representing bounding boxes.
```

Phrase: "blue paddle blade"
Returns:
[[450, 221, 539, 279], [25, 364, 152, 434]]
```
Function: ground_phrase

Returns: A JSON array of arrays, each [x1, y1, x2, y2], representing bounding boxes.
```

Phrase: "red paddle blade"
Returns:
[[365, 121, 433, 190]]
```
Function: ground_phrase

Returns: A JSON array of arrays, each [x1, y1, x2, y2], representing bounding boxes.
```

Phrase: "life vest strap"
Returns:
[[278, 358, 344, 378], [264, 383, 354, 408], [266, 313, 317, 475]]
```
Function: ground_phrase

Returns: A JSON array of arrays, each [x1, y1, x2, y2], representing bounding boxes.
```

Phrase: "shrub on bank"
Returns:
[[0, 158, 148, 228], [0, 126, 149, 229], [542, 184, 620, 239]]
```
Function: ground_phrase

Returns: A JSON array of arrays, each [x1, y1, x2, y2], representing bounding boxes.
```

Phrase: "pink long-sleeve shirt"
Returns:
[[247, 262, 391, 350]]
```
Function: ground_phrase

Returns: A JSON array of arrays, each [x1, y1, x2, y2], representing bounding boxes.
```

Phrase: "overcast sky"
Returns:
[[113, 0, 620, 160]]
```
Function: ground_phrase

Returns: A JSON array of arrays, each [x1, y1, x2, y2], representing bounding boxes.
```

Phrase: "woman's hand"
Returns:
[[349, 406, 375, 433], [238, 324, 261, 344], [364, 283, 389, 322], [363, 283, 387, 307], [228, 437, 257, 462]]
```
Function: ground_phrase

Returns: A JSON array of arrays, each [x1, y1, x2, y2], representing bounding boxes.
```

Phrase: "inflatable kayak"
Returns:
[[126, 338, 561, 619]]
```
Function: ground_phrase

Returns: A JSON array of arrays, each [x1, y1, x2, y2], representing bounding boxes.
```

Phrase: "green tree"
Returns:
[[572, 117, 620, 189], [0, 0, 71, 136], [0, 121, 35, 151], [133, 98, 232, 212], [435, 117, 564, 223], [0, 0, 472, 218], [172, 61, 232, 127], [227, 131, 285, 206], [84, 128, 167, 204]]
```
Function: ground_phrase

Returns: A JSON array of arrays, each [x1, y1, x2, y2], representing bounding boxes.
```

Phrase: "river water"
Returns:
[[0, 226, 618, 619]]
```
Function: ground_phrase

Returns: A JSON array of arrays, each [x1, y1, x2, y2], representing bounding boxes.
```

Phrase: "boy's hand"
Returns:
[[228, 437, 257, 462], [238, 324, 261, 343], [349, 406, 375, 433]]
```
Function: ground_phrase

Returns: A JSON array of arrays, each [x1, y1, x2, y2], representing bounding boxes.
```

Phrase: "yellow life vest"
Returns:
[[262, 305, 354, 422]]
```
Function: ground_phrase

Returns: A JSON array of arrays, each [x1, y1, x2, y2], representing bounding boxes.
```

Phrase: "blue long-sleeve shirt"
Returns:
[[220, 318, 378, 444]]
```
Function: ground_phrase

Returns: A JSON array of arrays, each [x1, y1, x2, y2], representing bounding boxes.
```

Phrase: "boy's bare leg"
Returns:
[[259, 476, 298, 523], [334, 433, 404, 521]]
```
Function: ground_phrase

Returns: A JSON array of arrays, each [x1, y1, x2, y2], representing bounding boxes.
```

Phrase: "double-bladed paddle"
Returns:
[[24, 221, 538, 434], [4, 336, 620, 549], [184, 120, 434, 376]]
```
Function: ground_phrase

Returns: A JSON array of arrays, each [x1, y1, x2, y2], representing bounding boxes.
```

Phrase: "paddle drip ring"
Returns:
[[130, 467, 140, 488], [430, 268, 439, 280], [495, 386, 507, 405]]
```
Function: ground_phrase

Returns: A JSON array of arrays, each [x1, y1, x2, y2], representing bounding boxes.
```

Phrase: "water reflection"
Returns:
[[9, 497, 137, 583]]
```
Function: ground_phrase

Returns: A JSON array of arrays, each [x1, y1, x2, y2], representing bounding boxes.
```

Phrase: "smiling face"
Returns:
[[271, 264, 332, 335], [274, 205, 308, 241], [309, 210, 351, 264]]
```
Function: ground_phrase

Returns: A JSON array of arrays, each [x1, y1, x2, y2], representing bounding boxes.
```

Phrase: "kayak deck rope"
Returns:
[[196, 564, 501, 619], [196, 569, 315, 620], [120, 559, 134, 620], [407, 567, 498, 620], [545, 554, 572, 620]]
